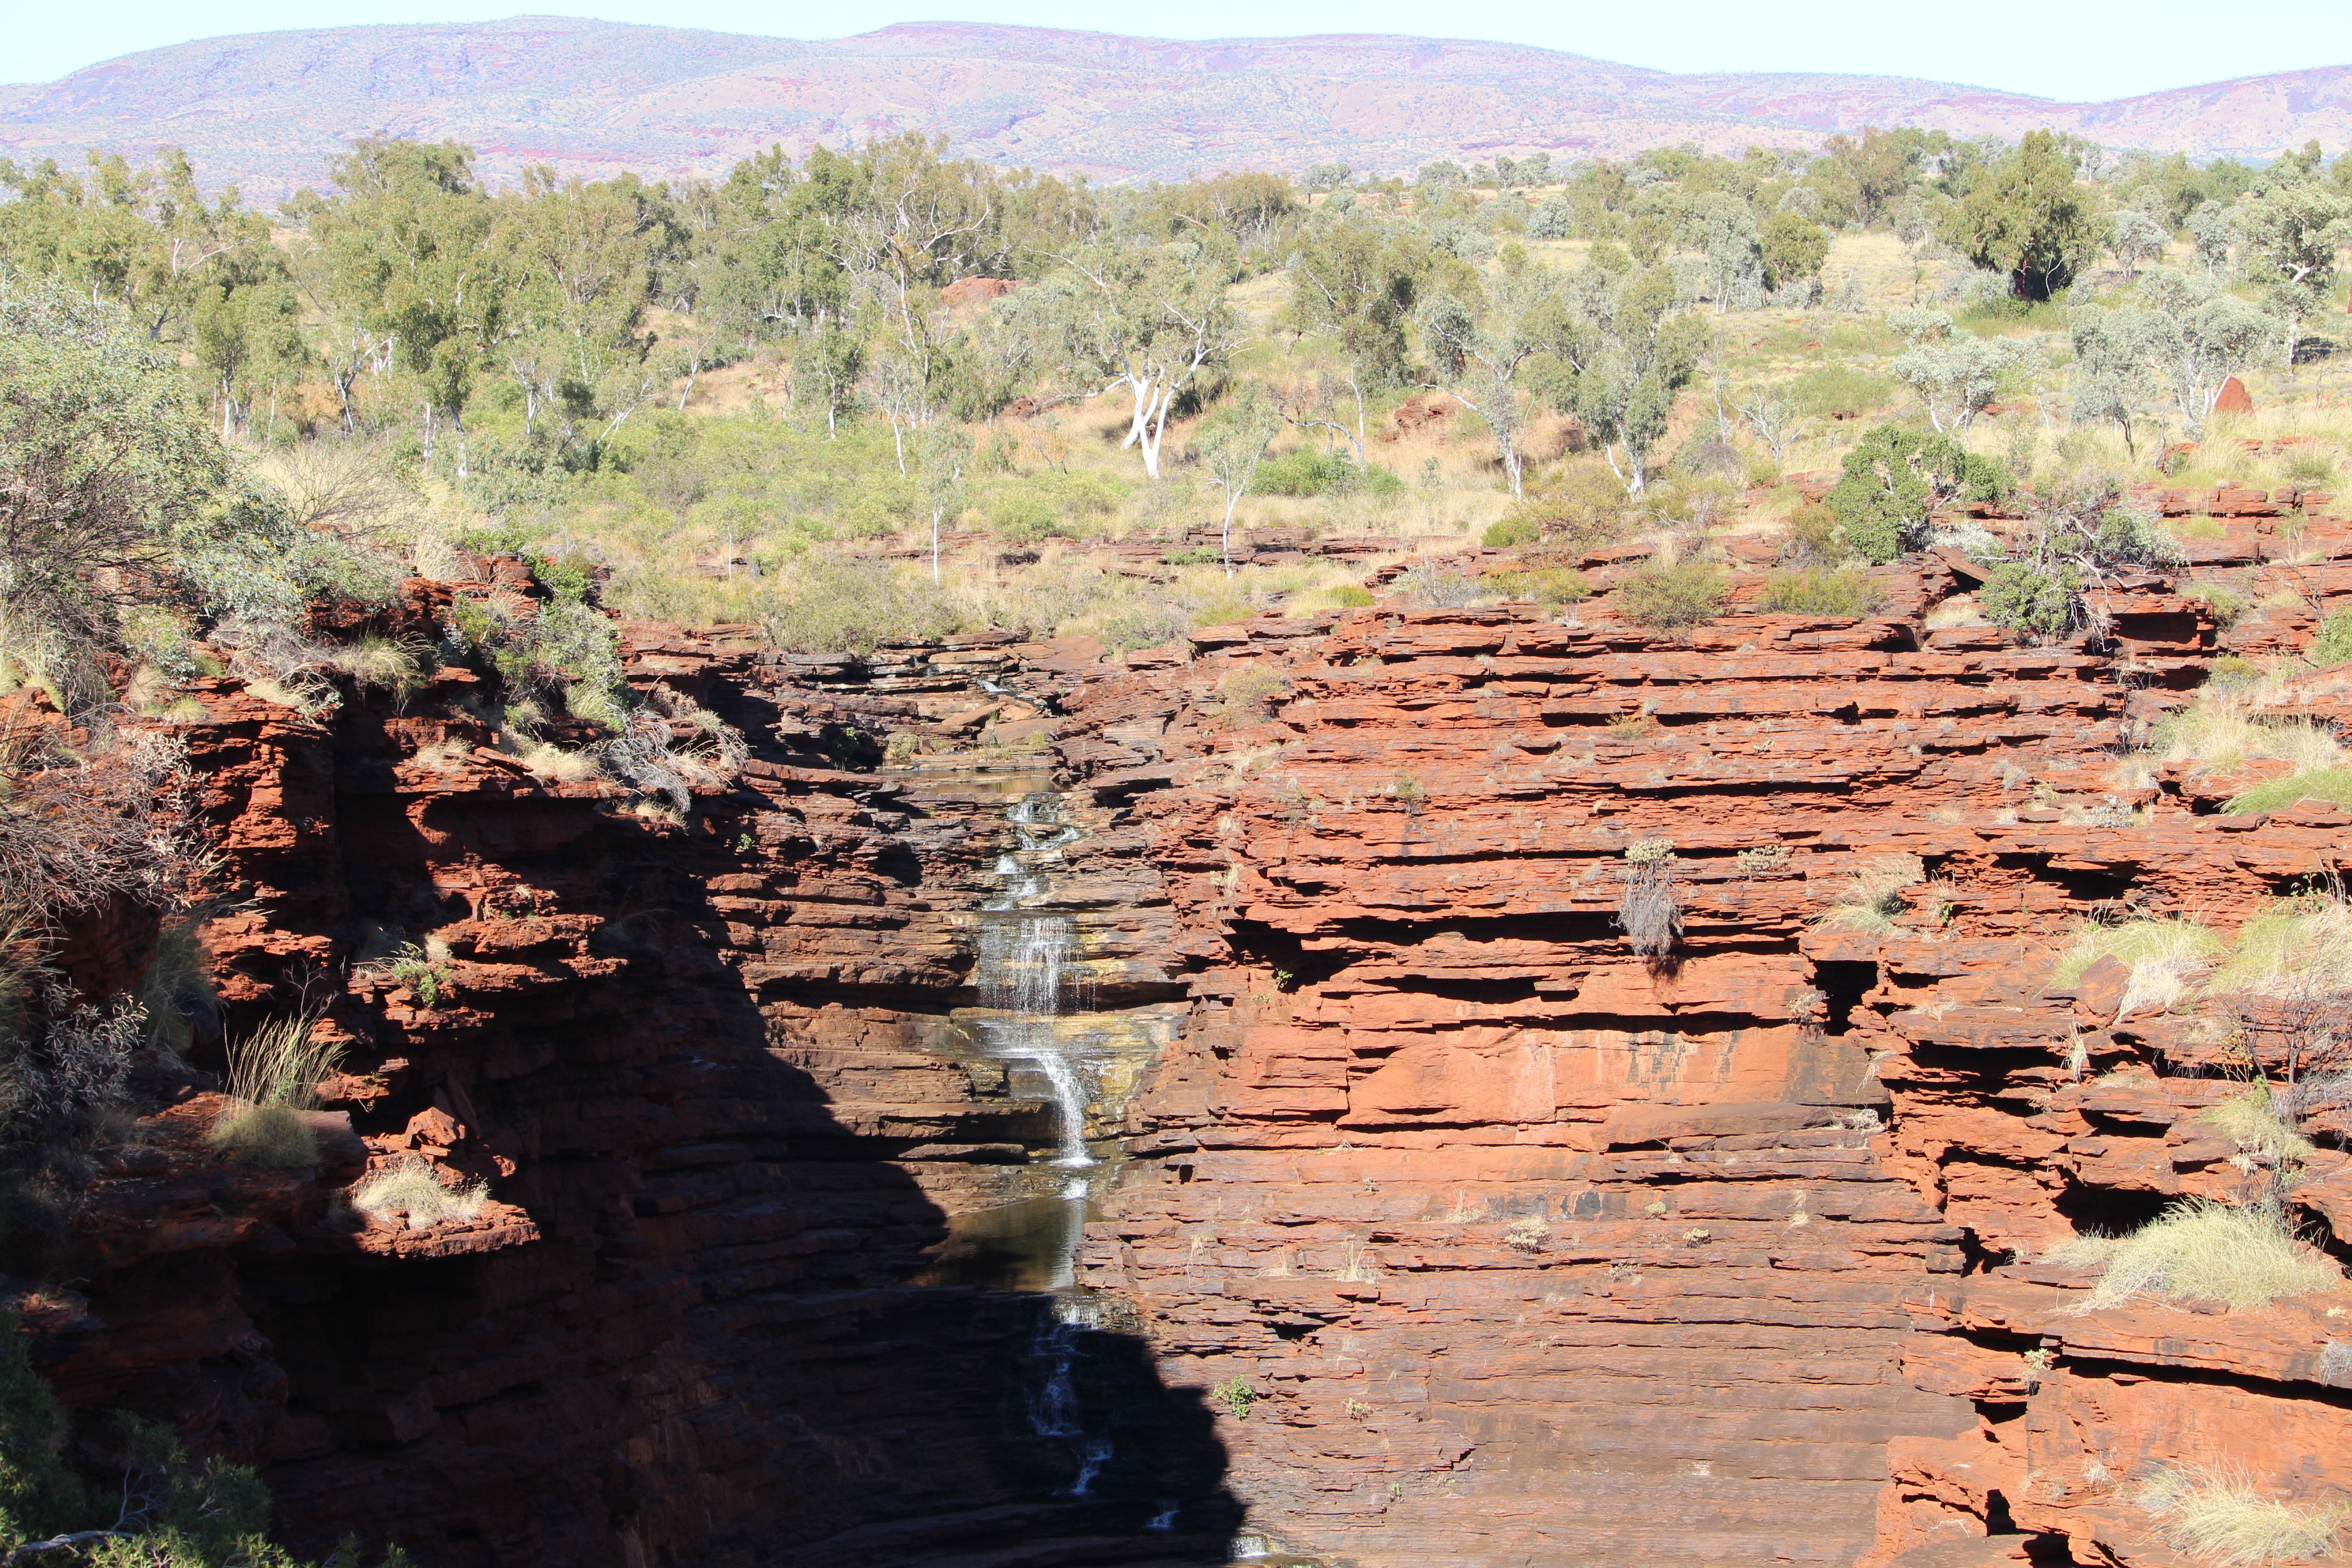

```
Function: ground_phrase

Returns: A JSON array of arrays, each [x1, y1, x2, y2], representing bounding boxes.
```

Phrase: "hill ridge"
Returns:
[[1, 16, 2345, 197]]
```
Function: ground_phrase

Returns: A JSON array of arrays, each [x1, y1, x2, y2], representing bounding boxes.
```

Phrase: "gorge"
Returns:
[[16, 483, 2352, 1568]]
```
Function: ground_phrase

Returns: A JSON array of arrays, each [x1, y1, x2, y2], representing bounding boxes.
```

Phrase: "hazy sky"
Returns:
[[10, 0, 2351, 101]]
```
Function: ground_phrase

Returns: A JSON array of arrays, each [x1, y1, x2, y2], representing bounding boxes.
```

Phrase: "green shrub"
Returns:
[[1774, 503, 1850, 567], [1613, 560, 1729, 630], [1981, 561, 2080, 638], [2311, 612, 2352, 668], [1322, 585, 1375, 608], [985, 493, 1071, 546], [1254, 448, 1358, 497], [1493, 469, 1638, 551], [2180, 583, 2251, 625], [529, 552, 596, 604], [1759, 568, 1884, 617], [1825, 424, 2008, 564], [1485, 567, 1593, 606], [1161, 546, 1224, 566], [205, 1105, 321, 1169], [1483, 515, 1541, 548], [0, 1312, 334, 1567], [1791, 366, 1895, 419]]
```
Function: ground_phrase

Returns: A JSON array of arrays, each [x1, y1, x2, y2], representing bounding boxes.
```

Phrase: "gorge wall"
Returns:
[[20, 493, 2352, 1568]]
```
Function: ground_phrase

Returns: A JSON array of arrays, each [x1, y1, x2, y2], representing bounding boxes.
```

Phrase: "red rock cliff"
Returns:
[[1047, 517, 2352, 1568]]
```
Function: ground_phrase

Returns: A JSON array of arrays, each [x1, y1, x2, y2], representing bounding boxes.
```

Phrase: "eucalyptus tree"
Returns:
[[1283, 210, 1435, 463], [1007, 230, 1243, 479]]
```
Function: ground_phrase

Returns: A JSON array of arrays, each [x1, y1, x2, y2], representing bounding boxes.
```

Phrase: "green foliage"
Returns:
[[1789, 365, 1895, 419], [984, 493, 1071, 547], [1212, 1377, 1257, 1421], [0, 282, 228, 711], [0, 1314, 325, 1566], [1981, 560, 2082, 638], [2311, 612, 2352, 668], [1484, 567, 1593, 606], [1759, 568, 1884, 617], [1483, 515, 1541, 548], [204, 1105, 321, 1169], [1940, 129, 2101, 299], [378, 945, 453, 1010], [1494, 468, 1640, 552], [1320, 585, 1375, 608], [2225, 768, 2352, 815], [1254, 448, 1362, 497], [749, 557, 966, 653], [530, 553, 595, 604], [1825, 423, 2006, 564], [1614, 559, 1729, 630], [1759, 212, 1830, 291], [488, 600, 626, 730]]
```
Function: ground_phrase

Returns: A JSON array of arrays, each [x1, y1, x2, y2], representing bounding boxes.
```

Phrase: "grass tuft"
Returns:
[[223, 1015, 343, 1111], [1812, 853, 1925, 934], [2138, 1462, 2347, 1567], [2049, 1198, 2345, 1313], [2209, 897, 2352, 1002], [2199, 1086, 2315, 1164], [2227, 768, 2352, 815], [1759, 567, 1884, 617], [205, 1105, 321, 1169], [350, 1158, 489, 1231], [2051, 918, 2222, 1017]]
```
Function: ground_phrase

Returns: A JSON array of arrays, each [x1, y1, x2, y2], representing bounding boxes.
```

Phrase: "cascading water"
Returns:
[[970, 790, 1118, 1493]]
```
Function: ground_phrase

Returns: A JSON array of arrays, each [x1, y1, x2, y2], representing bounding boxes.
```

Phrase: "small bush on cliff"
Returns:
[[2312, 613, 2352, 668], [2137, 1462, 2348, 1568], [2227, 767, 2352, 815], [1759, 567, 1884, 617], [1613, 560, 1727, 630], [2199, 1086, 2316, 1166], [1616, 838, 1681, 958], [2208, 896, 2352, 1003], [1980, 561, 2081, 639], [1825, 424, 2007, 564], [1484, 567, 1593, 607], [2050, 1198, 2345, 1313]]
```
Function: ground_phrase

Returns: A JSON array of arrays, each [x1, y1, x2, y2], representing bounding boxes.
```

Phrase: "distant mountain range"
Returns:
[[1, 15, 2347, 199]]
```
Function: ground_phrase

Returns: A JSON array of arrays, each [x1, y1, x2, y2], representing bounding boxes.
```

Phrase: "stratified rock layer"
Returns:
[[22, 611, 1230, 1568], [23, 504, 2352, 1568], [1051, 518, 2352, 1568]]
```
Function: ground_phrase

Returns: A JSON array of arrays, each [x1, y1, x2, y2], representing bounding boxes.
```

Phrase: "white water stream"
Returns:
[[970, 790, 1117, 1492]]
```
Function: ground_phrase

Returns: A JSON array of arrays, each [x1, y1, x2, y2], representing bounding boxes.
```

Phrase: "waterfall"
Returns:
[[974, 792, 1095, 1169], [969, 789, 1118, 1493]]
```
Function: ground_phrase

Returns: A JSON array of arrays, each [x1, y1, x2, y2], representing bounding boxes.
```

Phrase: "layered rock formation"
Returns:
[[15, 592, 1231, 1568], [1049, 508, 2352, 1567], [20, 495, 2352, 1568]]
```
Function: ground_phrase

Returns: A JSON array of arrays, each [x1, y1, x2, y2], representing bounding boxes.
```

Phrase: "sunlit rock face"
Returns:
[[32, 500, 2352, 1568]]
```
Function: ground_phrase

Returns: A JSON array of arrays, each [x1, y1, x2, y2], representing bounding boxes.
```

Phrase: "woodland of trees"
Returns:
[[0, 122, 2347, 700], [4, 127, 2344, 514]]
